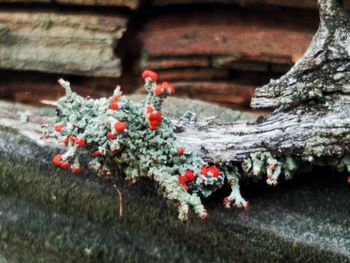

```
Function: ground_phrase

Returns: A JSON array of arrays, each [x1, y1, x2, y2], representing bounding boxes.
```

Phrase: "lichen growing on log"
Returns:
[[49, 71, 252, 222]]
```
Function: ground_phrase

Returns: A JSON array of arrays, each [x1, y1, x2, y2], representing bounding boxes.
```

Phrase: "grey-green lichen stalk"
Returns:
[[50, 70, 248, 222]]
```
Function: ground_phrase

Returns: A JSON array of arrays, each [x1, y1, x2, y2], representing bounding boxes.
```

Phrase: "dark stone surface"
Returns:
[[0, 99, 349, 262]]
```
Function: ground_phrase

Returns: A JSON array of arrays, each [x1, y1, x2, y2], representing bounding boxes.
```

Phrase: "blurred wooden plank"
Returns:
[[139, 8, 317, 62], [0, 0, 138, 8], [155, 68, 231, 81], [55, 0, 139, 8], [151, 0, 317, 8], [141, 56, 210, 70], [0, 11, 127, 77]]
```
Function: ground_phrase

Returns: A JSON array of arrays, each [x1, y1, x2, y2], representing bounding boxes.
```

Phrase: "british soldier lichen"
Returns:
[[49, 70, 248, 222], [48, 69, 350, 222]]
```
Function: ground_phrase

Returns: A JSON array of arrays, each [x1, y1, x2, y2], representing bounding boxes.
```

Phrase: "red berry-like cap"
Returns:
[[161, 82, 175, 95], [60, 162, 70, 169], [145, 104, 154, 115], [69, 135, 76, 142], [75, 138, 86, 147], [109, 102, 119, 110], [207, 166, 220, 177], [71, 167, 81, 174], [153, 85, 163, 96], [52, 154, 62, 166], [178, 175, 189, 191], [184, 169, 195, 181], [177, 147, 185, 155], [107, 131, 115, 140], [141, 70, 158, 82], [201, 166, 208, 176], [149, 112, 162, 123], [114, 121, 126, 133], [93, 150, 102, 156], [54, 123, 64, 133], [64, 136, 69, 145]]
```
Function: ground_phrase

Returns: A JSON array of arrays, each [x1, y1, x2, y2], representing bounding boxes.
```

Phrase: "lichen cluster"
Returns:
[[49, 70, 248, 222]]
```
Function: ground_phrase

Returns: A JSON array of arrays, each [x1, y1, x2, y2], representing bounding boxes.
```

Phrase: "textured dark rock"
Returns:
[[0, 99, 349, 262]]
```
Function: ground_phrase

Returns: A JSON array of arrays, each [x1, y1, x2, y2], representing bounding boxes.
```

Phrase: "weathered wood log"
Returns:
[[0, 11, 127, 77]]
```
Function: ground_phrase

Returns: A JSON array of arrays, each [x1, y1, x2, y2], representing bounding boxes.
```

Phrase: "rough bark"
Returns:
[[251, 0, 350, 109]]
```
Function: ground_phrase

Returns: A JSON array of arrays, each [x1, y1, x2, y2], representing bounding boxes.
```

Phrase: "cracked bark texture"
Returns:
[[251, 0, 350, 109]]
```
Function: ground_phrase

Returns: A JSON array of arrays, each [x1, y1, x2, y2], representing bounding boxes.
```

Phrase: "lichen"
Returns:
[[49, 70, 248, 222]]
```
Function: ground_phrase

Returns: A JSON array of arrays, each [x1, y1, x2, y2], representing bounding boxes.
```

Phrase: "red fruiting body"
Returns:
[[168, 85, 175, 95], [54, 123, 64, 133], [75, 137, 86, 147], [201, 166, 207, 176], [161, 82, 175, 95], [109, 101, 119, 110], [64, 136, 69, 145], [141, 69, 158, 82], [149, 112, 162, 122], [148, 112, 162, 130], [52, 154, 62, 166], [60, 162, 70, 169], [208, 166, 220, 177], [145, 104, 154, 114], [201, 165, 220, 177], [69, 135, 76, 142], [153, 85, 163, 96], [107, 131, 115, 140], [178, 175, 189, 191], [71, 167, 81, 174], [114, 121, 126, 133], [348, 177, 350, 184], [184, 169, 195, 181], [93, 150, 102, 156], [177, 147, 185, 155]]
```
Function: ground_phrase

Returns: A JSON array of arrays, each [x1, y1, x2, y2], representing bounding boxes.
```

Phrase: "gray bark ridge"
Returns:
[[251, 0, 350, 109]]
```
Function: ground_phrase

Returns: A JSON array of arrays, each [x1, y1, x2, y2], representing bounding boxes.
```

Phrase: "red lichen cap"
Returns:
[[109, 101, 119, 110], [177, 147, 185, 155], [201, 165, 220, 177], [141, 69, 158, 82], [161, 82, 175, 95], [207, 166, 220, 177], [52, 154, 62, 166], [93, 150, 102, 156], [178, 175, 189, 191], [75, 137, 86, 147], [60, 162, 70, 169], [184, 169, 195, 181], [54, 123, 64, 133], [107, 131, 116, 140], [71, 167, 81, 174], [114, 121, 127, 133], [153, 85, 163, 96]]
